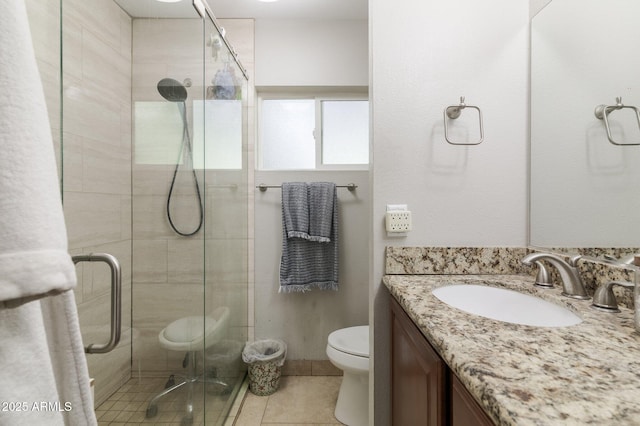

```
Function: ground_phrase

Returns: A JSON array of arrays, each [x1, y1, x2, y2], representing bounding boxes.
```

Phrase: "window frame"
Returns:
[[257, 91, 370, 171]]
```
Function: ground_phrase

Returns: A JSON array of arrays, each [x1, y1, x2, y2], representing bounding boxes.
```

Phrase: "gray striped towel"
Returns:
[[279, 182, 338, 293]]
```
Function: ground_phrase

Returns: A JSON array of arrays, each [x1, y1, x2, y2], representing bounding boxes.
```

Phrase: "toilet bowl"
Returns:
[[326, 325, 369, 426]]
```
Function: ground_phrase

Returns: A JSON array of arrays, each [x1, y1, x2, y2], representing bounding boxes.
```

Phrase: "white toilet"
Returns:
[[326, 325, 369, 426]]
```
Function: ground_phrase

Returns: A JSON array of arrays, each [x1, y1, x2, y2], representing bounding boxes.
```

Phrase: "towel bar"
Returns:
[[256, 183, 357, 192]]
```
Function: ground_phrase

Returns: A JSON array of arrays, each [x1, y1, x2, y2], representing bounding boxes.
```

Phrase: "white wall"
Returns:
[[254, 171, 369, 359], [530, 0, 552, 17], [255, 19, 368, 87], [253, 17, 369, 360], [370, 0, 529, 423]]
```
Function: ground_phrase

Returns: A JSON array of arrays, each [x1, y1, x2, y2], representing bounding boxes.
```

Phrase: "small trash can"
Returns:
[[242, 339, 287, 396]]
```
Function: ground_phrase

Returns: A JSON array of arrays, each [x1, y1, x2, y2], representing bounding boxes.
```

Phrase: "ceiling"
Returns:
[[115, 0, 368, 20]]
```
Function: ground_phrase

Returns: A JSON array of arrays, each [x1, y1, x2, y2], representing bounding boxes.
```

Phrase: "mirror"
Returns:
[[530, 0, 640, 257]]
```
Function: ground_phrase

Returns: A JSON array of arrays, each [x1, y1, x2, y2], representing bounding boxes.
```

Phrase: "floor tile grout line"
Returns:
[[97, 375, 342, 425]]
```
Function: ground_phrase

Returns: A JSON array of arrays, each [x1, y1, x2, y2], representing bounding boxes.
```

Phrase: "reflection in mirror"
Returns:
[[530, 0, 640, 261]]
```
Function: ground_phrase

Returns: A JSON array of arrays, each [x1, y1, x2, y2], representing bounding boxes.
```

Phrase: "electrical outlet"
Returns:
[[385, 210, 412, 232]]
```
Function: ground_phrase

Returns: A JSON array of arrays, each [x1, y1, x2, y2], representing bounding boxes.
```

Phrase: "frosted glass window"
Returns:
[[192, 100, 242, 169], [134, 102, 183, 165], [260, 99, 315, 170], [322, 101, 369, 165], [259, 97, 369, 170]]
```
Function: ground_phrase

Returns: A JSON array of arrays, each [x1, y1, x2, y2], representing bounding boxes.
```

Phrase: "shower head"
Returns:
[[157, 78, 187, 102]]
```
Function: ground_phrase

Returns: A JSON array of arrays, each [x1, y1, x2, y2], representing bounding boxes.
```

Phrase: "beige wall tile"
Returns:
[[83, 137, 131, 195], [77, 288, 111, 328], [132, 166, 172, 196], [132, 195, 172, 239], [167, 239, 204, 283], [61, 132, 84, 193], [207, 282, 248, 328], [132, 283, 204, 329], [132, 328, 168, 373], [87, 328, 132, 406], [133, 240, 168, 283], [281, 360, 312, 376], [311, 360, 342, 376], [64, 192, 125, 248], [206, 239, 248, 283]]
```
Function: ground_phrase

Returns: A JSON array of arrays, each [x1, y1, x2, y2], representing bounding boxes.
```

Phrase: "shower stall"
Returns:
[[28, 0, 250, 423]]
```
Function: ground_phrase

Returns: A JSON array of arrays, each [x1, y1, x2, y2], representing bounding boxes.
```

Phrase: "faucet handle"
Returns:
[[592, 280, 634, 312], [603, 253, 640, 265], [567, 254, 582, 267], [533, 261, 553, 288]]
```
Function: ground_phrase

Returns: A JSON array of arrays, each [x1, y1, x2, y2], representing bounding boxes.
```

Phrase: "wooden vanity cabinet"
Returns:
[[450, 373, 493, 426], [391, 297, 494, 426], [391, 295, 446, 425]]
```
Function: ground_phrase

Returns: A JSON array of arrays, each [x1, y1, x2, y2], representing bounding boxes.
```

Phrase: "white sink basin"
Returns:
[[432, 284, 582, 327]]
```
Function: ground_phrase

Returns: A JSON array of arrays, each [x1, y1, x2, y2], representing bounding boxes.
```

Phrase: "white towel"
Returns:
[[0, 1, 96, 424], [0, 2, 75, 304]]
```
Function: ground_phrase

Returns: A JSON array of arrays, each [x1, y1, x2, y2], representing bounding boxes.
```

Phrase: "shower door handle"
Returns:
[[72, 253, 122, 354]]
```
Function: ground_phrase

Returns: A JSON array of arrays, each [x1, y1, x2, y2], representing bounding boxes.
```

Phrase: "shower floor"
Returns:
[[95, 375, 242, 425]]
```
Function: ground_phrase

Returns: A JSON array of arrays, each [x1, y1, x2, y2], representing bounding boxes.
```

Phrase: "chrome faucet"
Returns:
[[522, 253, 590, 300]]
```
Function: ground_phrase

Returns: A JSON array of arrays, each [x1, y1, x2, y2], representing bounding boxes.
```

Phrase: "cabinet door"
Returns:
[[391, 297, 446, 426], [451, 373, 494, 426]]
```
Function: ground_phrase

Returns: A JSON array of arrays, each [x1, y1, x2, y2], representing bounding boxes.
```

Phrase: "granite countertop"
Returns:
[[384, 274, 640, 425]]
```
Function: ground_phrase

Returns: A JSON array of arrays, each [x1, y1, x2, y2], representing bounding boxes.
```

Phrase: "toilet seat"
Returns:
[[327, 325, 369, 358]]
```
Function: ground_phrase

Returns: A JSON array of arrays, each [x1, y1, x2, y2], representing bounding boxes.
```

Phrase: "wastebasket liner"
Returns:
[[242, 339, 287, 367]]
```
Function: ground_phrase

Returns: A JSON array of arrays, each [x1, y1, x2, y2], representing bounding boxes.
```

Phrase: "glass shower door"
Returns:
[[129, 4, 208, 424], [58, 0, 248, 423], [127, 2, 249, 424], [201, 9, 250, 423]]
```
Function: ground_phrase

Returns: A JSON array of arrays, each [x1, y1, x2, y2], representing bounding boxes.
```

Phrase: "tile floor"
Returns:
[[95, 375, 240, 425], [230, 376, 344, 425], [95, 375, 343, 425]]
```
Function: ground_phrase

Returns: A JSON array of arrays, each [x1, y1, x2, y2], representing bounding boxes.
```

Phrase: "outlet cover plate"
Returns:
[[385, 210, 412, 232]]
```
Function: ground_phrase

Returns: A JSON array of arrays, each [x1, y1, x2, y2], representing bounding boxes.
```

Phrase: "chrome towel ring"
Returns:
[[594, 97, 640, 146], [443, 96, 484, 145]]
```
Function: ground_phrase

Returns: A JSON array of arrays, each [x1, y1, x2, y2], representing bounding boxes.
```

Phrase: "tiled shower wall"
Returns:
[[63, 0, 134, 406]]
